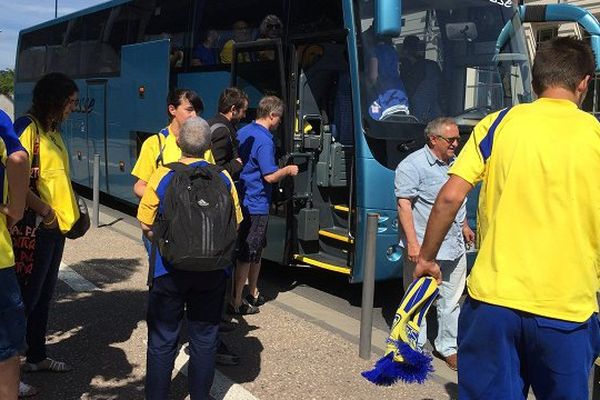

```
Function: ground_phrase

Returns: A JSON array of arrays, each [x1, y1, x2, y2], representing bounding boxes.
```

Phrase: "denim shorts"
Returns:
[[0, 267, 26, 361]]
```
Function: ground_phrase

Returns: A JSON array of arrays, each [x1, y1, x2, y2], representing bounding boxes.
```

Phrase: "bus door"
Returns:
[[86, 79, 109, 193], [120, 39, 170, 202], [230, 39, 291, 265], [287, 36, 355, 276]]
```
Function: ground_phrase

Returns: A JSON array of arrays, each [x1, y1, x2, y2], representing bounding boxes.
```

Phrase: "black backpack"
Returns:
[[151, 161, 237, 273]]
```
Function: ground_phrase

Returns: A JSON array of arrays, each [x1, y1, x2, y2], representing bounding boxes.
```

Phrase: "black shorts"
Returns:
[[236, 214, 269, 263]]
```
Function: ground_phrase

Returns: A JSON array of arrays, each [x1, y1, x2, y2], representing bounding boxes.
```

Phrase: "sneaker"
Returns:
[[227, 301, 260, 315], [19, 381, 39, 398], [245, 292, 266, 307], [216, 342, 240, 366], [219, 320, 238, 333]]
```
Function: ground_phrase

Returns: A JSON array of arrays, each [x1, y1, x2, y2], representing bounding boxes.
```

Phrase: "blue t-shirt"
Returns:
[[1, 111, 26, 203], [237, 122, 278, 214], [192, 45, 217, 66]]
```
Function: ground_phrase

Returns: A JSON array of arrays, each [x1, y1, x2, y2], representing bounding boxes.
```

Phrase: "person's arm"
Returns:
[[26, 190, 57, 229], [0, 150, 29, 228], [133, 179, 147, 199], [137, 172, 161, 239], [263, 165, 298, 183], [414, 175, 472, 282], [397, 198, 420, 262], [462, 218, 475, 249]]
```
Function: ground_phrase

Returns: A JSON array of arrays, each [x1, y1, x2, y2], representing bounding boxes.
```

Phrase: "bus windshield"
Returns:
[[356, 0, 532, 136]]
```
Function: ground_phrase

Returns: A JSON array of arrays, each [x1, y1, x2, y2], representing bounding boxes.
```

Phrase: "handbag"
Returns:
[[64, 194, 90, 240], [11, 116, 41, 287]]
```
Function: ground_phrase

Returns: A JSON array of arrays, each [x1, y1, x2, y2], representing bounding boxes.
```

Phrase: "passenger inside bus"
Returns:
[[399, 35, 442, 123], [220, 20, 252, 64], [256, 15, 283, 61], [366, 33, 410, 121], [191, 29, 219, 66]]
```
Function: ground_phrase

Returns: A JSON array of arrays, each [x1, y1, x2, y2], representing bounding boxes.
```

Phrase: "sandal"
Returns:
[[23, 358, 72, 373], [19, 381, 39, 398]]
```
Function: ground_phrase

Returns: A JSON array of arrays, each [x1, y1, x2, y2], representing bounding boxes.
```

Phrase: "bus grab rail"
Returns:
[[495, 4, 600, 72]]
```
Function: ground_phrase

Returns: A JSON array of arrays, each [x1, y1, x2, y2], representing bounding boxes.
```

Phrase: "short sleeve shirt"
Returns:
[[0, 111, 26, 269], [394, 145, 466, 260], [450, 98, 600, 322], [131, 127, 215, 183], [237, 122, 278, 214], [137, 158, 243, 278]]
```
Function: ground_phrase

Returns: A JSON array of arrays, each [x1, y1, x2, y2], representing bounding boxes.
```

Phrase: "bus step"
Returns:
[[319, 227, 353, 244], [293, 252, 351, 275], [332, 204, 351, 214]]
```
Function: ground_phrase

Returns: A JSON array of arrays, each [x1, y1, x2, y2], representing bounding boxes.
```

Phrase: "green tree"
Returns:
[[0, 69, 15, 97]]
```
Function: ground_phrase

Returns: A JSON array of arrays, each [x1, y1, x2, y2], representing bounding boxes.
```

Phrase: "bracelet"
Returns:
[[43, 213, 57, 226]]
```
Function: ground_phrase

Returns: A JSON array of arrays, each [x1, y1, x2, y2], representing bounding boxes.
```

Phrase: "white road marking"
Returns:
[[174, 344, 259, 400], [58, 262, 99, 292]]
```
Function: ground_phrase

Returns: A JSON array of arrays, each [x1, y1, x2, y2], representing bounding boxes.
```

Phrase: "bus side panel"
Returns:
[[353, 206, 403, 283], [177, 72, 231, 118], [108, 40, 170, 203]]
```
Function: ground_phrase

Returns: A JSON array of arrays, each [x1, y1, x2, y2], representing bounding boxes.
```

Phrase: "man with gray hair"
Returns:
[[394, 116, 474, 371], [231, 95, 298, 315], [137, 117, 243, 399]]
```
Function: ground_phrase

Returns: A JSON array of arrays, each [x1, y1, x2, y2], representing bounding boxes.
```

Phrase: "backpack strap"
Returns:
[[155, 128, 169, 168], [479, 107, 511, 162], [14, 115, 40, 186]]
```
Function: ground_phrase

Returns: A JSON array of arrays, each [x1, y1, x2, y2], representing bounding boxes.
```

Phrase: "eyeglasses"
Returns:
[[436, 135, 460, 144], [266, 23, 281, 30]]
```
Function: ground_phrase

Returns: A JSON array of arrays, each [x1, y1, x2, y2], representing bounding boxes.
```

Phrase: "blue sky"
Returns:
[[0, 0, 103, 70]]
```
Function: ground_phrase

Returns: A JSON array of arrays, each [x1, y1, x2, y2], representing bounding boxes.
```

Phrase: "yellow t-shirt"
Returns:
[[20, 121, 79, 234], [131, 127, 215, 184], [137, 158, 243, 226], [219, 40, 251, 64], [449, 98, 600, 322]]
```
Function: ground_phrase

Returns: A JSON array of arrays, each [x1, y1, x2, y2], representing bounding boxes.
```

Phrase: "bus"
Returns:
[[14, 0, 600, 283]]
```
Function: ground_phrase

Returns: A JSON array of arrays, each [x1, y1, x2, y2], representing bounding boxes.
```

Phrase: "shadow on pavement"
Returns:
[[22, 257, 151, 399]]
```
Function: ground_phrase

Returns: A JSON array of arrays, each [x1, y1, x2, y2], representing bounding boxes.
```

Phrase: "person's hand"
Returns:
[[42, 208, 58, 230], [287, 165, 299, 176], [413, 256, 442, 284], [235, 158, 242, 164], [407, 242, 421, 263], [463, 225, 475, 249]]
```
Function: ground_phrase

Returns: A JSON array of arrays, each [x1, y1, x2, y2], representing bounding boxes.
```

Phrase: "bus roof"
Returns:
[[19, 0, 130, 35]]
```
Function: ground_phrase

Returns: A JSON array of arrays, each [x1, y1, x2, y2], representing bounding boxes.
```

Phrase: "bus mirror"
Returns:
[[446, 23, 478, 42], [375, 0, 402, 37]]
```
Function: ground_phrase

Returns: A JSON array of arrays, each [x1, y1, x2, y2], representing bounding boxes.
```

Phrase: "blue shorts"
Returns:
[[458, 297, 600, 400], [0, 267, 26, 362]]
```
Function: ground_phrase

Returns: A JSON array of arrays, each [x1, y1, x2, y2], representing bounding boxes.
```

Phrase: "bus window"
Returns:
[[18, 21, 68, 82], [357, 2, 532, 139]]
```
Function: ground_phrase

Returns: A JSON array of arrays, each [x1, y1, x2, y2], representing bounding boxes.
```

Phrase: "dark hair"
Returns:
[[167, 88, 204, 120], [218, 87, 249, 114], [532, 37, 595, 94], [29, 72, 78, 131]]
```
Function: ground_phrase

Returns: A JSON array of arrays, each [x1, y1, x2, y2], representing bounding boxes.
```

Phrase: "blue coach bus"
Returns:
[[14, 0, 600, 283]]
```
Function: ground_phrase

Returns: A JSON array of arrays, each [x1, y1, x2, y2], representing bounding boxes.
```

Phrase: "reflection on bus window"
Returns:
[[357, 2, 532, 136]]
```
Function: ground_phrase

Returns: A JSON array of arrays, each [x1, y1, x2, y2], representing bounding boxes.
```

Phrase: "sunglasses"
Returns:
[[436, 135, 460, 144]]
